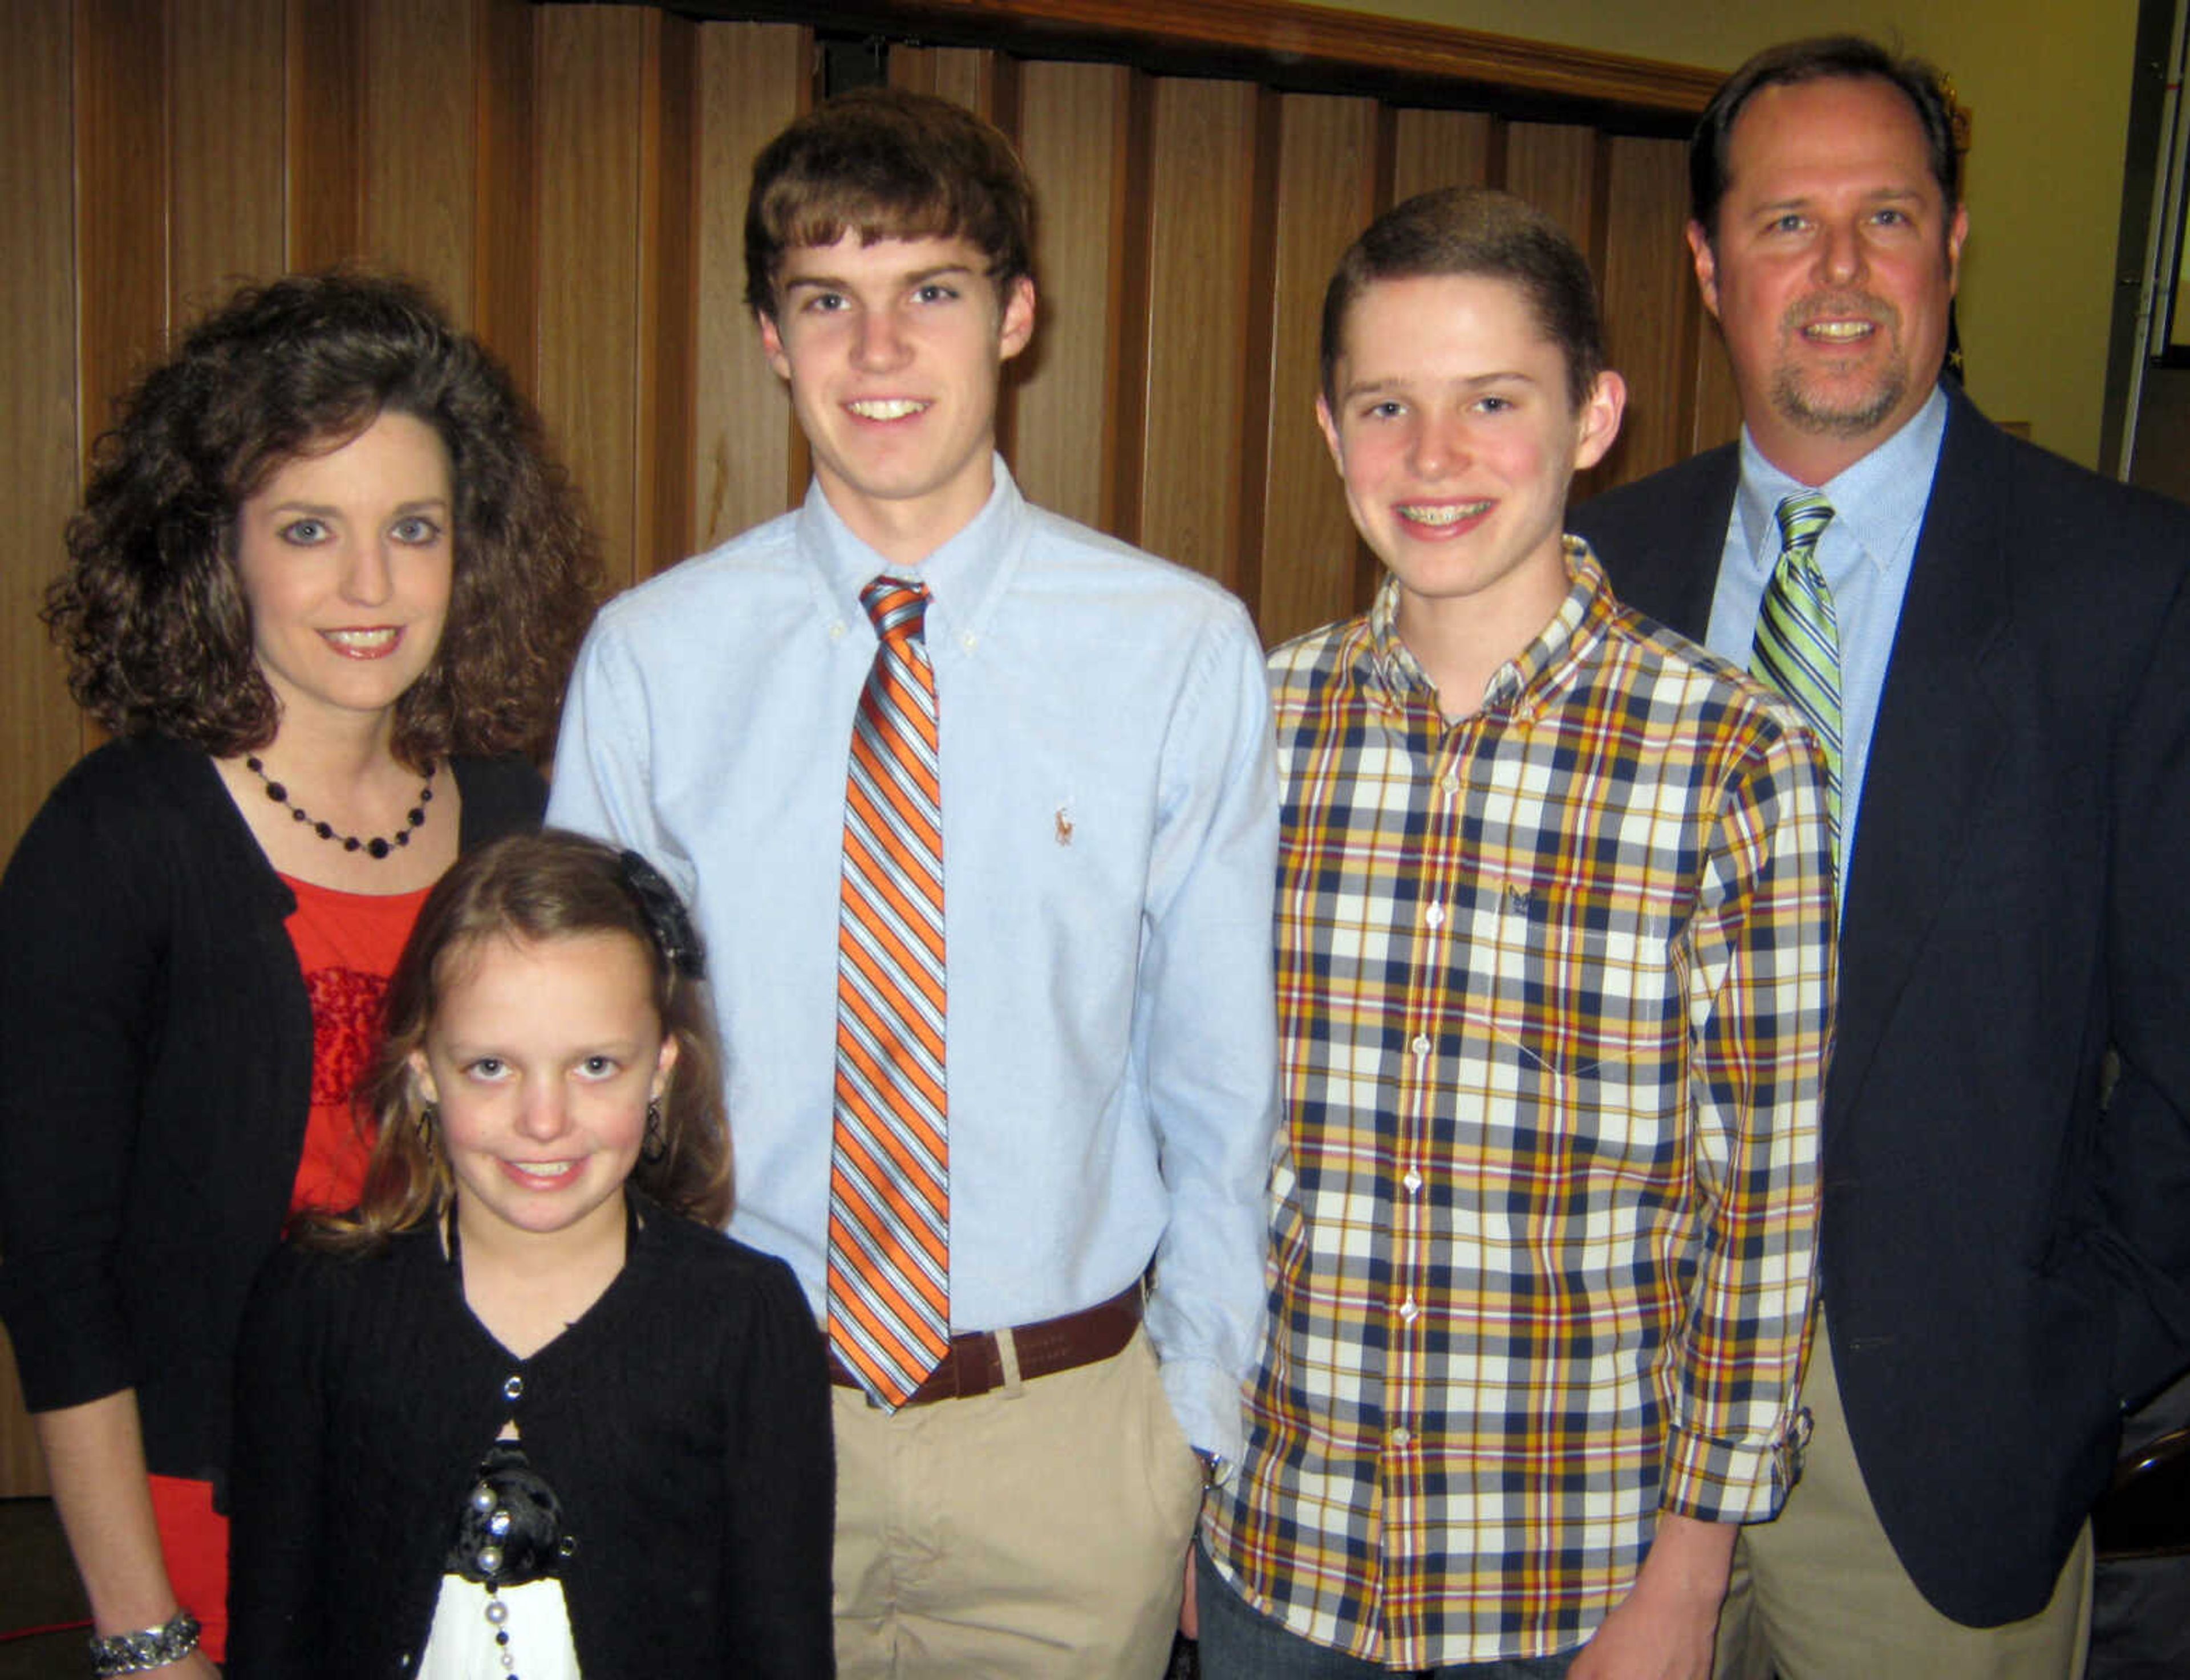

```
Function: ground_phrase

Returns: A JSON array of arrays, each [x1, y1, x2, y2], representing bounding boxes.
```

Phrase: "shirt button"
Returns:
[[1441, 772, 1459, 795], [502, 1374, 524, 1402], [829, 620, 846, 640], [1424, 904, 1445, 929], [1398, 1296, 1420, 1323], [1391, 1426, 1413, 1447], [960, 630, 978, 651], [1410, 1033, 1431, 1057], [1402, 1168, 1422, 1194]]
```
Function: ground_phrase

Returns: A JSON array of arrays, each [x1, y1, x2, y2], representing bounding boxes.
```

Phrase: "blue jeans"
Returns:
[[1194, 1541, 1578, 1680]]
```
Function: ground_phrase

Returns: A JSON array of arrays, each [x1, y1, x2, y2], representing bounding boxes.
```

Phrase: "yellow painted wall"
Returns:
[[1331, 0, 2144, 466]]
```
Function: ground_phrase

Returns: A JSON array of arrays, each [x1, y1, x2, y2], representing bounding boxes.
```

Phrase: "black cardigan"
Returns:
[[226, 1201, 836, 1678], [0, 735, 543, 1496]]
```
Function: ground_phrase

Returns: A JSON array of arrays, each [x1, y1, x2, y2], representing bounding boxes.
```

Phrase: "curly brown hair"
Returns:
[[305, 830, 733, 1252], [45, 270, 600, 765]]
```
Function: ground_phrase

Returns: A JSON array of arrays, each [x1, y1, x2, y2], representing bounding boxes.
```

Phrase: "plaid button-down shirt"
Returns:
[[1202, 543, 1835, 1666]]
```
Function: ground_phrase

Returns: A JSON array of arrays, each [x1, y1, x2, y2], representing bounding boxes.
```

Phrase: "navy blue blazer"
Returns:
[[1571, 382, 2190, 1627]]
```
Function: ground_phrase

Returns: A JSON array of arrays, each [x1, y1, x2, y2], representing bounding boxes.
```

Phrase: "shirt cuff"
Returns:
[[1660, 1408, 1811, 1524], [1157, 1352, 1247, 1467]]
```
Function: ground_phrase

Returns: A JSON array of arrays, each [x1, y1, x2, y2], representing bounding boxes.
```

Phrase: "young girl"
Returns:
[[225, 831, 834, 1678]]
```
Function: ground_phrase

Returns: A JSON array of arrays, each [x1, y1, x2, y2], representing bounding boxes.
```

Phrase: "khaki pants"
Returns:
[[1717, 1316, 2092, 1680], [832, 1325, 1204, 1679]]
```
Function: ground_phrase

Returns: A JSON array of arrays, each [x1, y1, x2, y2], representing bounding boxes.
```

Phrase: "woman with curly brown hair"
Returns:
[[0, 270, 599, 1674]]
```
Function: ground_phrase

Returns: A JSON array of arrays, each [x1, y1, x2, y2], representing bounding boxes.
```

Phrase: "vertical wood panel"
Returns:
[[1256, 92, 1377, 645], [287, 0, 366, 269], [76, 0, 168, 464], [473, 0, 538, 371], [636, 10, 697, 575], [1505, 123, 1609, 504], [890, 44, 996, 119], [1013, 60, 1129, 533], [362, 0, 478, 319], [1, 0, 82, 1499], [169, 0, 286, 315], [1137, 75, 1258, 589], [693, 22, 809, 551], [1596, 135, 1692, 490], [1391, 106, 1493, 204], [1233, 88, 1282, 622], [536, 6, 647, 589], [1502, 120, 1596, 256], [1692, 309, 1743, 453]]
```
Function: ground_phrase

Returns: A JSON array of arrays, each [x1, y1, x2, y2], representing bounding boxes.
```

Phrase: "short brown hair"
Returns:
[[1321, 186, 1606, 411], [45, 270, 601, 767], [304, 831, 733, 1251], [744, 86, 1035, 319], [1691, 37, 1961, 241]]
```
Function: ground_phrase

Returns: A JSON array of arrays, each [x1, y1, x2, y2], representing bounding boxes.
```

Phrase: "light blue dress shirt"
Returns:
[[1706, 385, 1949, 884], [548, 461, 1281, 1458]]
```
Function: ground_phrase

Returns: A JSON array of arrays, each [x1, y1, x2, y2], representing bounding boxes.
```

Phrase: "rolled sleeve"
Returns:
[[1665, 723, 1835, 1523]]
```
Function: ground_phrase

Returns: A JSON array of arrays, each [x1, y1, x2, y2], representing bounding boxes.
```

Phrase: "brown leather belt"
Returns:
[[828, 1283, 1143, 1406]]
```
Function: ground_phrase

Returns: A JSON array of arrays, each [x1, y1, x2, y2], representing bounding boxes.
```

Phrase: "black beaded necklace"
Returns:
[[244, 756, 437, 859]]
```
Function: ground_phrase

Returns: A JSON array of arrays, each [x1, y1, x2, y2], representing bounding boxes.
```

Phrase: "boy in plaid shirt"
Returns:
[[1195, 186, 1836, 1679]]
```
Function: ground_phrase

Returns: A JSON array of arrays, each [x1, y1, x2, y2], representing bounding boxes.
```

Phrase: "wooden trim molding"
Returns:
[[657, 0, 1722, 119]]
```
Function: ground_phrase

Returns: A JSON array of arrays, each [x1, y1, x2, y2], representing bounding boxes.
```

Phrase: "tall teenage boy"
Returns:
[[550, 88, 1279, 1678]]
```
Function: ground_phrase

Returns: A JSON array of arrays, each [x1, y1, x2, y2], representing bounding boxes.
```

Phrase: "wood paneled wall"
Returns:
[[0, 0, 1720, 1498]]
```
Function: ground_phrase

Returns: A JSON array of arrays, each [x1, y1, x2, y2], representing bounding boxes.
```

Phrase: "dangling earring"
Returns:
[[417, 1100, 439, 1143], [642, 1098, 667, 1164]]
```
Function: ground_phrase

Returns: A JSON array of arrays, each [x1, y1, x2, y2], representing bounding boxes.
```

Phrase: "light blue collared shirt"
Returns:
[[1706, 385, 1949, 882], [548, 461, 1280, 1458]]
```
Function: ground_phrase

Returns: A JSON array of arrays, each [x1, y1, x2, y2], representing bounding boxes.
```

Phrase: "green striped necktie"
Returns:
[[1751, 492, 1842, 856]]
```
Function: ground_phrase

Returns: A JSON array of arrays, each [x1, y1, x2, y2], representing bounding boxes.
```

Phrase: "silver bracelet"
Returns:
[[87, 1608, 201, 1676]]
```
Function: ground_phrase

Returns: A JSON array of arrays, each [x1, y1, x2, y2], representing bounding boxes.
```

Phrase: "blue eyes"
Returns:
[[462, 1054, 622, 1081], [1764, 209, 1914, 236], [802, 284, 959, 313], [275, 514, 443, 545], [1355, 396, 1515, 422]]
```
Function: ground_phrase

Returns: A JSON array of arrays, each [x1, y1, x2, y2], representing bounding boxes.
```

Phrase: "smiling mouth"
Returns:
[[1397, 500, 1491, 528], [847, 399, 930, 421], [505, 1159, 580, 1182], [1801, 320, 1875, 343], [321, 628, 403, 656]]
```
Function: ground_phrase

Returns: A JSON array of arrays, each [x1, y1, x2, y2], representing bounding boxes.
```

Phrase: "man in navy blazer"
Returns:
[[1571, 35, 2190, 1680]]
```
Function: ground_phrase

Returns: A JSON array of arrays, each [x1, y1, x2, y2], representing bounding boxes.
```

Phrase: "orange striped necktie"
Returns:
[[827, 577, 950, 1409]]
